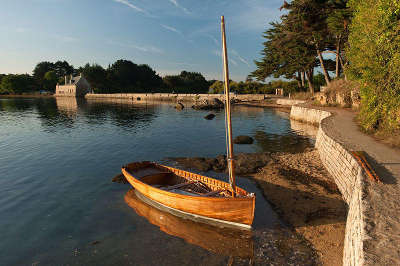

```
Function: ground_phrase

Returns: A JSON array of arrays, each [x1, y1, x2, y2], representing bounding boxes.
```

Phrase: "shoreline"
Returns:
[[235, 101, 292, 113], [0, 94, 54, 98], [168, 148, 346, 266]]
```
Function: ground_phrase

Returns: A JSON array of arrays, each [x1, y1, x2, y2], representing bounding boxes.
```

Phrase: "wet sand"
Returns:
[[252, 149, 347, 266]]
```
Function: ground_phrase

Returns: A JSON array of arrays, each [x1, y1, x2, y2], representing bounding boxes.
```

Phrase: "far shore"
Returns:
[[0, 94, 54, 98]]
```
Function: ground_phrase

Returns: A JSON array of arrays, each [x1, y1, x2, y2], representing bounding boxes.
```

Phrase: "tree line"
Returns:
[[0, 59, 324, 96], [0, 60, 216, 95], [2, 59, 281, 95]]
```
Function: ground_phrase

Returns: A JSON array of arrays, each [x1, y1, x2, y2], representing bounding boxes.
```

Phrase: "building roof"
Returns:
[[70, 75, 82, 85]]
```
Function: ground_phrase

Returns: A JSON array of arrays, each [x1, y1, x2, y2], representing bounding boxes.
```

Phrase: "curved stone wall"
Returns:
[[276, 99, 306, 106], [290, 106, 368, 266]]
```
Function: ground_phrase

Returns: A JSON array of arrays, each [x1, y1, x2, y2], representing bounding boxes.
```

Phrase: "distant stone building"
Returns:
[[55, 74, 90, 97]]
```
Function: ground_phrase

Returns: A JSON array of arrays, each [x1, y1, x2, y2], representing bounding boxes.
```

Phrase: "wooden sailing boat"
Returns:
[[121, 16, 255, 229]]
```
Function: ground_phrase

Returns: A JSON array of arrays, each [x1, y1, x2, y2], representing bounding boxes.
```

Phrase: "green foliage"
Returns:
[[270, 80, 300, 96], [347, 0, 400, 132], [208, 80, 275, 94], [33, 61, 74, 89], [0, 74, 36, 94], [209, 80, 224, 94], [252, 0, 351, 93], [107, 60, 163, 93], [79, 64, 109, 92], [43, 71, 58, 92], [313, 72, 327, 91], [163, 71, 209, 93]]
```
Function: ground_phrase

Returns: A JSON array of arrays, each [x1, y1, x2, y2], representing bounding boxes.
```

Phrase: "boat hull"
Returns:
[[122, 162, 255, 228]]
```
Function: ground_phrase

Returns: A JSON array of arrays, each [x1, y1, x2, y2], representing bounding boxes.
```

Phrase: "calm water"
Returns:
[[0, 97, 316, 265]]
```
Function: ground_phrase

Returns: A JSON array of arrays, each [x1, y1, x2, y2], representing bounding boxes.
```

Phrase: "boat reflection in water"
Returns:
[[124, 189, 254, 259]]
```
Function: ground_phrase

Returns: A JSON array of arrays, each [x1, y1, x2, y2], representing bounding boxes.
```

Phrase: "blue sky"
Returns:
[[0, 0, 282, 81]]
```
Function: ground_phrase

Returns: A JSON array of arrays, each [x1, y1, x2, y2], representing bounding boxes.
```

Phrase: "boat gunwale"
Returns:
[[122, 166, 255, 202]]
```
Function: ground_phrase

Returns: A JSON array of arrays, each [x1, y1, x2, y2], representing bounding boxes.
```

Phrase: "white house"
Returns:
[[55, 74, 90, 97]]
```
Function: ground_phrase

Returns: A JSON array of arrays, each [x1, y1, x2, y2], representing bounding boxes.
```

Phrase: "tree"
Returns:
[[107, 60, 139, 92], [80, 64, 109, 92], [33, 61, 54, 86], [33, 61, 75, 89], [107, 59, 162, 93], [136, 64, 163, 90], [209, 81, 224, 94], [0, 74, 36, 94], [251, 20, 317, 94], [53, 61, 74, 79], [281, 0, 333, 86], [163, 71, 209, 93], [252, 0, 351, 94], [43, 71, 58, 92], [326, 0, 352, 79]]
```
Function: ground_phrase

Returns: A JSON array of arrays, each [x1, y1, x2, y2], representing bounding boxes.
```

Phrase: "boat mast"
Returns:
[[221, 16, 236, 197]]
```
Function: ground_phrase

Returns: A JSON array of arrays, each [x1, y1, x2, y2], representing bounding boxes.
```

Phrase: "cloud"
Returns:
[[229, 58, 238, 66], [16, 27, 28, 33], [207, 34, 219, 46], [213, 50, 221, 57], [108, 40, 163, 54], [230, 49, 250, 67], [212, 50, 238, 66], [169, 62, 199, 67], [113, 0, 150, 16], [54, 34, 79, 43], [160, 24, 183, 36], [130, 44, 163, 54], [168, 0, 191, 15]]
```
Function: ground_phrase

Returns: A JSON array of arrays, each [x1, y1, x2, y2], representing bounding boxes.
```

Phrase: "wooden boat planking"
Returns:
[[124, 189, 254, 258], [122, 161, 255, 228]]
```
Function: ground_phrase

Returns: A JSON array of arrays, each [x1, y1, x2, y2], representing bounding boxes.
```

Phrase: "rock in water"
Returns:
[[234, 135, 254, 144], [112, 173, 128, 184], [175, 102, 184, 110], [172, 152, 271, 175], [204, 113, 216, 120], [192, 98, 224, 110], [173, 157, 217, 172]]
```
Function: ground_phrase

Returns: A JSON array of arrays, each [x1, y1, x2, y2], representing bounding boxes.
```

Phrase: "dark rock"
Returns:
[[112, 173, 128, 184], [213, 98, 224, 105], [204, 113, 216, 120], [172, 152, 271, 175], [192, 98, 224, 110], [213, 154, 227, 172], [137, 97, 141, 101], [234, 153, 271, 174], [175, 102, 184, 110], [234, 135, 254, 144], [91, 240, 100, 245], [174, 157, 216, 172]]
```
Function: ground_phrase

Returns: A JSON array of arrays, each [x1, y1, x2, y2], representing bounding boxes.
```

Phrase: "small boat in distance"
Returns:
[[121, 16, 256, 229]]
